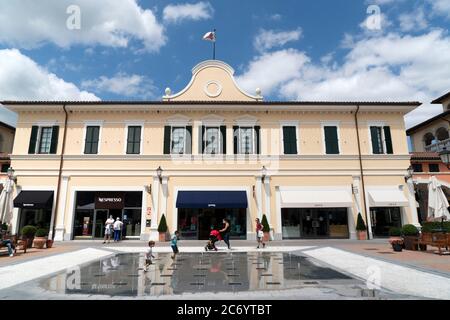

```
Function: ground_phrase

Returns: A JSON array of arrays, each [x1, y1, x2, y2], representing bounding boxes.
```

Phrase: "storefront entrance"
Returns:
[[73, 191, 142, 239], [370, 207, 402, 237], [13, 190, 54, 233], [282, 208, 349, 239]]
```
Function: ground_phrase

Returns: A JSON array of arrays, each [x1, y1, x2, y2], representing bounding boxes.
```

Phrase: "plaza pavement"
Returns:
[[0, 239, 449, 299]]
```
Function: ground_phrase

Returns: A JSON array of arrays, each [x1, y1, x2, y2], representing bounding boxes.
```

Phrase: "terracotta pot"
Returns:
[[25, 236, 34, 248], [392, 243, 403, 252], [33, 237, 47, 249], [357, 231, 367, 240], [46, 239, 54, 248], [403, 236, 419, 251], [263, 232, 270, 242], [159, 232, 167, 242]]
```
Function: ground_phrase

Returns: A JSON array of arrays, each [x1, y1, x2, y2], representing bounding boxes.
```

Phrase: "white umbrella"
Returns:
[[427, 176, 450, 221], [0, 178, 14, 224]]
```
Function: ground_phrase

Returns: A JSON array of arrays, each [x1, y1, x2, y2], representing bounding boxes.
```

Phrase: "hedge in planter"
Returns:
[[261, 214, 271, 241], [356, 213, 367, 240], [33, 229, 48, 249], [421, 221, 450, 233], [402, 224, 419, 251], [158, 214, 168, 241], [21, 225, 37, 248]]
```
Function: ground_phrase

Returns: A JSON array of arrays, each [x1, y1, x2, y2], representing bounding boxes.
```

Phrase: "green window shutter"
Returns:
[[92, 126, 100, 154], [255, 126, 261, 154], [126, 126, 134, 154], [384, 126, 393, 154], [233, 126, 238, 154], [28, 126, 39, 154], [185, 126, 192, 154], [134, 126, 141, 154], [163, 126, 171, 154], [84, 127, 92, 154], [324, 126, 339, 154], [283, 126, 297, 155], [49, 126, 59, 154], [199, 126, 205, 154], [370, 127, 381, 154], [220, 125, 226, 154], [85, 126, 100, 154]]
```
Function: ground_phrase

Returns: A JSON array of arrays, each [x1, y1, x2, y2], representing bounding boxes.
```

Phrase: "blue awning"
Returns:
[[176, 191, 248, 209]]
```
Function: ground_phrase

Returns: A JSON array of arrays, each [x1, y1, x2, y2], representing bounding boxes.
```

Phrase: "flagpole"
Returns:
[[213, 29, 216, 60]]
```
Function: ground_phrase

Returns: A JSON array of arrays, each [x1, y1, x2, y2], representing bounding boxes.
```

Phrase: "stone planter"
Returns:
[[33, 237, 47, 249], [403, 236, 419, 251], [159, 232, 167, 242], [357, 231, 367, 240]]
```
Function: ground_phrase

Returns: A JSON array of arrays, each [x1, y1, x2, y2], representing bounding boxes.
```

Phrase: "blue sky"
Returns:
[[1, 0, 450, 128]]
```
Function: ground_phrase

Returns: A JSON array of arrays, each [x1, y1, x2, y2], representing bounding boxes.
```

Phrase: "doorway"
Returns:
[[94, 209, 108, 238], [370, 207, 402, 237]]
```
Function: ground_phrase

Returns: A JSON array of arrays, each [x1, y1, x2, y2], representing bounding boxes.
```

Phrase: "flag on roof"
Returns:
[[202, 31, 216, 42]]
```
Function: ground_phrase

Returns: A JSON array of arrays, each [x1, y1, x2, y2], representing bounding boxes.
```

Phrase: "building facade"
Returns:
[[0, 121, 16, 192], [3, 60, 420, 241]]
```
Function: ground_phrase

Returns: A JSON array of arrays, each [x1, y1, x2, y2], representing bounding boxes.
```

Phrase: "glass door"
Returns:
[[94, 209, 109, 238]]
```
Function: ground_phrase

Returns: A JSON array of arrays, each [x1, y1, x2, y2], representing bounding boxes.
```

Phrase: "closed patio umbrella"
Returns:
[[427, 176, 450, 221], [0, 178, 14, 224]]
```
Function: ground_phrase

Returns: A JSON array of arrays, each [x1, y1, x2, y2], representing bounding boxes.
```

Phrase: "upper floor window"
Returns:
[[28, 125, 59, 154], [435, 127, 449, 141], [412, 163, 423, 173], [429, 163, 440, 173], [163, 125, 192, 155], [1, 164, 9, 172], [370, 126, 393, 154], [84, 126, 100, 154], [282, 126, 298, 155], [233, 126, 260, 155], [323, 126, 339, 155], [126, 126, 141, 155], [423, 132, 435, 146], [200, 126, 226, 155]]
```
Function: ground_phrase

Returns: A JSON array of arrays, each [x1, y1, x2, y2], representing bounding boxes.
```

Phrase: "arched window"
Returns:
[[436, 127, 449, 141], [423, 132, 435, 146]]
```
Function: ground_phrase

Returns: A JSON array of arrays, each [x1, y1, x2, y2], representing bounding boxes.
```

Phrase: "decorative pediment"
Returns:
[[163, 60, 263, 102], [166, 114, 191, 125]]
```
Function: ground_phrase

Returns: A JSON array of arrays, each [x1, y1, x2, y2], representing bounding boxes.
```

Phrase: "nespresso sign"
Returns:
[[95, 192, 125, 209]]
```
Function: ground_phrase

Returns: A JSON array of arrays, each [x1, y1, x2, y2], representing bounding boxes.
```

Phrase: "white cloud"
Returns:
[[0, 49, 99, 126], [163, 2, 213, 24], [81, 73, 157, 99], [237, 30, 450, 128], [427, 0, 450, 19], [254, 28, 302, 53], [0, 0, 166, 52], [398, 7, 428, 32], [269, 14, 282, 21], [0, 49, 98, 101]]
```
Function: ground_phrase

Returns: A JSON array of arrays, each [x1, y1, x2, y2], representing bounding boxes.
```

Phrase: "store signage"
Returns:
[[208, 204, 216, 207], [95, 192, 125, 209], [23, 203, 35, 207]]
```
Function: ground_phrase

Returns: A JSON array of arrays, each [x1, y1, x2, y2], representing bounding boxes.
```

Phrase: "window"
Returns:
[[163, 126, 192, 155], [1, 164, 9, 172], [423, 132, 435, 146], [200, 126, 226, 154], [126, 126, 141, 154], [429, 164, 440, 173], [436, 127, 449, 141], [370, 126, 393, 154], [233, 126, 260, 155], [28, 125, 59, 154], [412, 164, 423, 173], [282, 126, 297, 155], [324, 126, 339, 154], [84, 126, 100, 154]]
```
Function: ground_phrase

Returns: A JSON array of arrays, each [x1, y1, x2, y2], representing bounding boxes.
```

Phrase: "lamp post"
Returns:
[[156, 166, 163, 183], [7, 167, 16, 182], [1, 167, 15, 224], [439, 147, 450, 169]]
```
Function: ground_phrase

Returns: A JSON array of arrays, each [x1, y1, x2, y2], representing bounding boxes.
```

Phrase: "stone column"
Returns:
[[263, 176, 273, 240], [54, 175, 70, 241], [150, 175, 160, 241], [226, 126, 233, 155], [255, 176, 262, 219], [160, 176, 170, 232]]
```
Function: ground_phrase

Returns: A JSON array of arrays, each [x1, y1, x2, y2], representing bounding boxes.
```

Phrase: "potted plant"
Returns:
[[21, 225, 37, 248], [46, 238, 54, 248], [388, 227, 403, 251], [402, 224, 419, 250], [356, 213, 367, 240], [261, 214, 271, 242], [158, 214, 168, 242], [33, 228, 48, 249], [1, 223, 8, 232]]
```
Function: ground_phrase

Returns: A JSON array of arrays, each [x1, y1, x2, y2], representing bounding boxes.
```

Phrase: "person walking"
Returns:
[[113, 217, 123, 242], [144, 240, 155, 272], [219, 218, 231, 250], [103, 215, 114, 244], [255, 218, 266, 249], [170, 230, 180, 260]]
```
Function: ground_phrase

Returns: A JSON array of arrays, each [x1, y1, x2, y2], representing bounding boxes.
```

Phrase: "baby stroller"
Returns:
[[205, 229, 222, 251]]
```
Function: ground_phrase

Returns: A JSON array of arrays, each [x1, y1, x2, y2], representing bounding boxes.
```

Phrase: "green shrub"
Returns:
[[35, 228, 48, 237], [401, 224, 419, 236], [356, 213, 367, 231], [21, 225, 37, 238], [158, 214, 168, 233], [261, 214, 270, 232], [388, 227, 401, 237], [1, 223, 8, 231], [421, 221, 450, 233]]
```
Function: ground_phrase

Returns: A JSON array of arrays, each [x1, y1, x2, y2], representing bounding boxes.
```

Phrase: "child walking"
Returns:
[[171, 230, 180, 260], [144, 240, 155, 272]]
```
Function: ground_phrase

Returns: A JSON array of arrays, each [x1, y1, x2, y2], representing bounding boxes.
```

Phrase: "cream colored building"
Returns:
[[3, 60, 421, 241]]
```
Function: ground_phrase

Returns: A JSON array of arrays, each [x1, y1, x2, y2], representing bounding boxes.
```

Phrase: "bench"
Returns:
[[0, 235, 27, 255], [415, 232, 449, 255]]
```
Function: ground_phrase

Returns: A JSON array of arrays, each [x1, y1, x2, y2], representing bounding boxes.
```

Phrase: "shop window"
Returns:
[[429, 163, 440, 172], [412, 163, 423, 173]]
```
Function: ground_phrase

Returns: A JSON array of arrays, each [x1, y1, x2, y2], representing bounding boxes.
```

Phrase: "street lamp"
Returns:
[[406, 166, 414, 179], [7, 167, 16, 182], [439, 147, 450, 169], [261, 166, 267, 183], [156, 166, 163, 183]]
